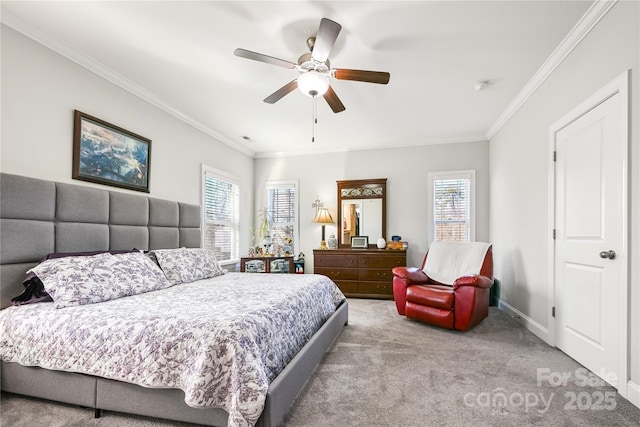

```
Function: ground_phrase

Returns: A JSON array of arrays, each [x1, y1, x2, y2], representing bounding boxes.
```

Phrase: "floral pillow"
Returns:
[[13, 249, 141, 306], [150, 248, 225, 285], [28, 252, 172, 308]]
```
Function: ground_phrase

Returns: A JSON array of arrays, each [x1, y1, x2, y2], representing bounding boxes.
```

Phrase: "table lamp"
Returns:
[[312, 207, 334, 250]]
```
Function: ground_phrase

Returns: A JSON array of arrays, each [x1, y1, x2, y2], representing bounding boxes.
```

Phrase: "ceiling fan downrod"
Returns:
[[306, 37, 316, 52]]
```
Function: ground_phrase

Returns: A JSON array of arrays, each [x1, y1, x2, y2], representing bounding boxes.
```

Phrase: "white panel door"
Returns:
[[554, 92, 623, 387]]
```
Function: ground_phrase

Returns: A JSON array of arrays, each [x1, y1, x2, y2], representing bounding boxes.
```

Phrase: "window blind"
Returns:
[[203, 171, 239, 262], [433, 177, 471, 242], [269, 186, 295, 224], [266, 182, 297, 256]]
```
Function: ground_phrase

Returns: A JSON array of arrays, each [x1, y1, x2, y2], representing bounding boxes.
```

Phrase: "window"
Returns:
[[266, 180, 298, 256], [202, 165, 239, 264], [428, 170, 476, 243]]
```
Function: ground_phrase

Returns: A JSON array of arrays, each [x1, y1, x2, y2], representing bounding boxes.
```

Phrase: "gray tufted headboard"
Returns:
[[0, 173, 201, 309]]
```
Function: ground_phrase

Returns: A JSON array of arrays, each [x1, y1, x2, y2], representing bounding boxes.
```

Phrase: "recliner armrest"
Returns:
[[391, 267, 431, 285], [453, 275, 493, 290]]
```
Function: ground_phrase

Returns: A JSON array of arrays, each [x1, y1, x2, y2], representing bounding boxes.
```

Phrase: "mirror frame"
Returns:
[[336, 178, 387, 247]]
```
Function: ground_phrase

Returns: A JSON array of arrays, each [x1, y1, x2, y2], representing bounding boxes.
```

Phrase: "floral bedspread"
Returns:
[[0, 273, 346, 427]]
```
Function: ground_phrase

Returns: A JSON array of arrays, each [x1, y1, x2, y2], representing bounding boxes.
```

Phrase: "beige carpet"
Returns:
[[2, 298, 639, 426]]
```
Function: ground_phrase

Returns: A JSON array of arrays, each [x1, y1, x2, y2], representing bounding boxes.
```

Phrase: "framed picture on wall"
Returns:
[[72, 110, 151, 193], [351, 236, 369, 249]]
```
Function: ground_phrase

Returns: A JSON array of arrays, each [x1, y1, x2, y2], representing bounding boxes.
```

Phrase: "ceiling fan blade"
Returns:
[[311, 18, 342, 63], [323, 86, 346, 113], [234, 48, 297, 69], [264, 80, 298, 104], [333, 68, 390, 84]]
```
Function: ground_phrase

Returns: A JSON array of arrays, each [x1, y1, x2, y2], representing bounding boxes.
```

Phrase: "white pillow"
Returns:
[[29, 252, 172, 308], [150, 248, 225, 285]]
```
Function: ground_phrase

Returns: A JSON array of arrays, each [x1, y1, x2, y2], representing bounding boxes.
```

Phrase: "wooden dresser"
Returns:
[[313, 248, 406, 299]]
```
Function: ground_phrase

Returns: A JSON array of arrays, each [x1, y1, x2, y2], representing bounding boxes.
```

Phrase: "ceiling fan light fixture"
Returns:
[[297, 70, 329, 97]]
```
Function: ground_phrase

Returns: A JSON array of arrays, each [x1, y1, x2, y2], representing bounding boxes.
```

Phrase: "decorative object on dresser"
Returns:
[[314, 248, 406, 299], [350, 236, 368, 249], [312, 207, 335, 250], [327, 234, 338, 250], [386, 240, 405, 250], [73, 110, 151, 193], [337, 178, 386, 247], [240, 256, 294, 273]]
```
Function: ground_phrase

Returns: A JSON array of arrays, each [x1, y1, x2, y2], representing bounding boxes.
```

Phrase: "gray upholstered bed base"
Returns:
[[0, 173, 348, 426], [0, 301, 348, 426]]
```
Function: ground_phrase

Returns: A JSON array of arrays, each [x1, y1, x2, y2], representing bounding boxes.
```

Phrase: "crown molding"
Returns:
[[486, 0, 617, 139], [3, 2, 610, 157], [0, 7, 255, 158], [253, 135, 489, 159]]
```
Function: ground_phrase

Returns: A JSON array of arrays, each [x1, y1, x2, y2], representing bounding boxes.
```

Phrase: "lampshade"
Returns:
[[297, 70, 329, 97], [312, 207, 334, 224]]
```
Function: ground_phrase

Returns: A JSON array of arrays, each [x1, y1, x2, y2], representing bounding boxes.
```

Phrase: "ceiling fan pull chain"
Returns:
[[312, 95, 318, 142]]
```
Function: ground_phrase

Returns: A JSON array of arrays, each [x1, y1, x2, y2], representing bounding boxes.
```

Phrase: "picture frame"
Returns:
[[351, 236, 369, 249], [72, 110, 151, 193]]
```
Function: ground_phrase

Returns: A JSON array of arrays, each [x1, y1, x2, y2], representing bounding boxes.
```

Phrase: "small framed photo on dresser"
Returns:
[[350, 236, 368, 249]]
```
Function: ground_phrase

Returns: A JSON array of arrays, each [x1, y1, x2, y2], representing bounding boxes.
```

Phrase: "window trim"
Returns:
[[265, 179, 299, 257], [201, 164, 240, 265], [427, 169, 476, 244]]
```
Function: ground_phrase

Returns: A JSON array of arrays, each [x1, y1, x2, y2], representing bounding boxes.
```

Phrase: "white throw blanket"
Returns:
[[423, 242, 491, 285]]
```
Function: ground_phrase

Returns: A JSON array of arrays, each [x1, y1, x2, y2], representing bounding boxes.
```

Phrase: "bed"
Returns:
[[0, 173, 348, 427]]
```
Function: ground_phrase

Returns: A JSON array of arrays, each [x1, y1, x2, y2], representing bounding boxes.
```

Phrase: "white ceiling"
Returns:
[[2, 1, 594, 158]]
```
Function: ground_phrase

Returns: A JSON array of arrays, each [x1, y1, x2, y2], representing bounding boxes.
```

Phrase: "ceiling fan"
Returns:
[[234, 18, 390, 113]]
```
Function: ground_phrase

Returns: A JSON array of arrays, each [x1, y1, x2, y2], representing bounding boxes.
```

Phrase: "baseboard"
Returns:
[[498, 300, 640, 410], [498, 299, 550, 344], [626, 380, 640, 409]]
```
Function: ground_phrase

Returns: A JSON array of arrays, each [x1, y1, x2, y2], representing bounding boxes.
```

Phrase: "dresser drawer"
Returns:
[[314, 254, 358, 268], [358, 281, 393, 295], [359, 255, 406, 269], [315, 267, 359, 281], [334, 280, 358, 294], [358, 268, 394, 282], [313, 248, 405, 299]]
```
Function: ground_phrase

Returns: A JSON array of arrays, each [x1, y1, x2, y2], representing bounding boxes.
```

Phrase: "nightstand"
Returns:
[[240, 256, 294, 274]]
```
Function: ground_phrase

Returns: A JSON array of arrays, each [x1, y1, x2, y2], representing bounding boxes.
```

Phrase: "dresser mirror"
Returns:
[[336, 178, 387, 247]]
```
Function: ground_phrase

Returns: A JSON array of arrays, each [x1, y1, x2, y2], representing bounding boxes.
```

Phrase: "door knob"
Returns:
[[599, 250, 616, 260]]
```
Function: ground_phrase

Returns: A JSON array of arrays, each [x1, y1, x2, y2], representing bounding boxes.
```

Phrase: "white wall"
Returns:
[[0, 25, 255, 254], [489, 0, 639, 398], [255, 141, 490, 271]]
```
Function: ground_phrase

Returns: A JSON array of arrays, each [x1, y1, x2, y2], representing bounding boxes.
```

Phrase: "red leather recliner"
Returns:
[[392, 242, 493, 331]]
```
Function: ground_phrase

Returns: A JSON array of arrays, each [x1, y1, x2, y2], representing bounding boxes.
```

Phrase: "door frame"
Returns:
[[547, 69, 629, 397]]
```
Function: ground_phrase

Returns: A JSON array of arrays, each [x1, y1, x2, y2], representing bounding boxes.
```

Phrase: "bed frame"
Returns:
[[0, 173, 348, 426]]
